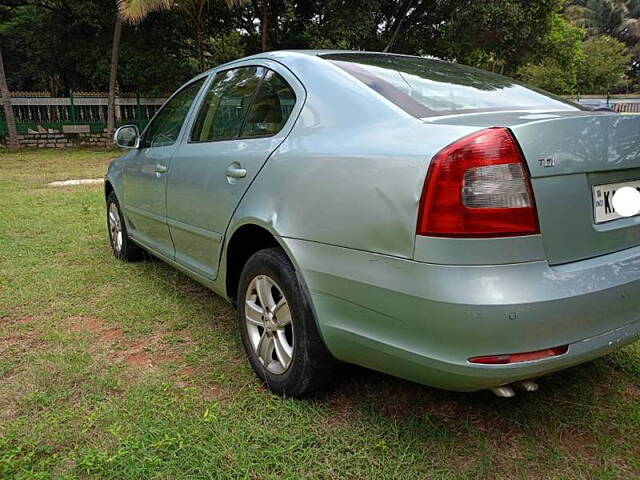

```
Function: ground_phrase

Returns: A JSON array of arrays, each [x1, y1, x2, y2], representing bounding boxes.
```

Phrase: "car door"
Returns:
[[122, 77, 206, 258], [166, 62, 302, 279]]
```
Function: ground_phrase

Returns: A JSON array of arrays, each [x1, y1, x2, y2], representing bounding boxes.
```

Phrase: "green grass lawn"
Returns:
[[1, 149, 639, 479]]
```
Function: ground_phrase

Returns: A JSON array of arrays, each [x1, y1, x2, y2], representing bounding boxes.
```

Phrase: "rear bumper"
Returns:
[[282, 238, 640, 391]]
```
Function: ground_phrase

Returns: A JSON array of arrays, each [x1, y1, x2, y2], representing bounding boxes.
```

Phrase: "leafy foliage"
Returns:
[[578, 34, 633, 91], [0, 0, 638, 95], [562, 0, 640, 92], [518, 2, 638, 94], [518, 14, 586, 94], [0, 0, 197, 95], [117, 0, 172, 24], [438, 0, 563, 75]]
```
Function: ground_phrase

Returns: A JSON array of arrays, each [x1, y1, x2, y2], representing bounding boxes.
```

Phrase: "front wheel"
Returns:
[[237, 247, 337, 396], [106, 191, 144, 261]]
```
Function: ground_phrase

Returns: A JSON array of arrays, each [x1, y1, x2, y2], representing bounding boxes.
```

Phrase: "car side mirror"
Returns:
[[114, 125, 140, 149]]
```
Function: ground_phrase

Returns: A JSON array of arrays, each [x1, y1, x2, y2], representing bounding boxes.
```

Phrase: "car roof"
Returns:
[[204, 50, 432, 75]]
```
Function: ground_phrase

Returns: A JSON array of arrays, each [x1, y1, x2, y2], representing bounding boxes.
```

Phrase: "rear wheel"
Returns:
[[107, 191, 144, 261], [237, 247, 337, 396]]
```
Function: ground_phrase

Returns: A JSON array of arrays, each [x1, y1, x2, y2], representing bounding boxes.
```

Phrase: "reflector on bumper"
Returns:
[[469, 345, 568, 365]]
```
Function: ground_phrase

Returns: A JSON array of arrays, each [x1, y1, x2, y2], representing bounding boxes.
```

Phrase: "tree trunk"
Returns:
[[383, 0, 413, 53], [261, 0, 269, 52], [185, 1, 207, 73], [195, 20, 205, 72], [0, 47, 19, 151], [107, 15, 123, 137]]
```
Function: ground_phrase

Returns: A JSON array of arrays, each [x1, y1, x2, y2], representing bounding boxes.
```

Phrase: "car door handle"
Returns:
[[155, 164, 168, 174], [226, 165, 247, 179]]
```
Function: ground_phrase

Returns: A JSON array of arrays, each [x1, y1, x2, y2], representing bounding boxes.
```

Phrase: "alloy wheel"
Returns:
[[108, 202, 123, 253], [244, 275, 294, 375]]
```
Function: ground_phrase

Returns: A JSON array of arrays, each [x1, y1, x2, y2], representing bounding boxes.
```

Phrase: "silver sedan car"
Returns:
[[106, 51, 640, 398]]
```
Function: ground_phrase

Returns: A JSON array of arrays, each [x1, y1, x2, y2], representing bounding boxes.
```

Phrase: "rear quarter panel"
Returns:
[[229, 53, 479, 258]]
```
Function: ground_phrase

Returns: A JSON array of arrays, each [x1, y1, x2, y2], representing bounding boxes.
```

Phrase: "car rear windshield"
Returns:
[[321, 53, 583, 118]]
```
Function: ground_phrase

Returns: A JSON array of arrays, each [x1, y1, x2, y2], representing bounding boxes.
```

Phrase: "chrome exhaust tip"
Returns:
[[491, 385, 516, 398], [490, 380, 539, 397], [514, 380, 538, 392]]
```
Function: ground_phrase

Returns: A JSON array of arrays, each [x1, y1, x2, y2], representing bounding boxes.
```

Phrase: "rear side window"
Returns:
[[241, 70, 296, 138], [191, 67, 265, 142], [322, 53, 583, 117]]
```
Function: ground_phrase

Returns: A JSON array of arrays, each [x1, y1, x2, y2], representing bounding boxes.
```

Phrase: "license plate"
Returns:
[[592, 179, 640, 224]]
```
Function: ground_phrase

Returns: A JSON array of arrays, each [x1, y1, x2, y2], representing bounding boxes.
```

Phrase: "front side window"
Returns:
[[241, 70, 296, 138], [141, 78, 205, 148], [190, 67, 265, 142]]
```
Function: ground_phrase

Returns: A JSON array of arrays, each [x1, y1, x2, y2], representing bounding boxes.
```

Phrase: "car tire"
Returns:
[[237, 247, 337, 397], [106, 191, 144, 262]]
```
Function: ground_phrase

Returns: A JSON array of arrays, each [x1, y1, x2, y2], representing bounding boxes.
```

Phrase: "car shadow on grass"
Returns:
[[107, 252, 640, 475], [136, 254, 635, 423]]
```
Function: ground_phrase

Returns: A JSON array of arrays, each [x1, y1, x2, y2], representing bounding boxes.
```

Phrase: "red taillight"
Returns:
[[417, 128, 540, 237], [469, 345, 568, 365]]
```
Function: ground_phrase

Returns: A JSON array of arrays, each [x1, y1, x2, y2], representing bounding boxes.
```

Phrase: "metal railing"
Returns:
[[0, 92, 167, 135], [568, 95, 640, 114]]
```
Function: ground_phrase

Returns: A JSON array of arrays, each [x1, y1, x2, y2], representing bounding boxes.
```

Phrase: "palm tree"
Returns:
[[566, 0, 640, 44], [180, 0, 211, 72], [106, 15, 123, 138], [0, 47, 19, 151], [108, 0, 256, 135], [118, 0, 248, 75], [106, 0, 171, 138]]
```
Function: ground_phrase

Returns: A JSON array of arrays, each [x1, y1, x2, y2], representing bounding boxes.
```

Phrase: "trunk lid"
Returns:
[[426, 111, 640, 265]]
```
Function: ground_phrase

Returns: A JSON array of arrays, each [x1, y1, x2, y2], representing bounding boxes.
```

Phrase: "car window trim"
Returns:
[[237, 71, 266, 138], [187, 65, 266, 144], [139, 76, 208, 149], [187, 65, 295, 145], [239, 70, 298, 140]]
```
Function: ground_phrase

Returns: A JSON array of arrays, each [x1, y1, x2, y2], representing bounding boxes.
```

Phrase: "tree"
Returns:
[[564, 0, 640, 90], [568, 0, 640, 44], [119, 0, 247, 73], [0, 0, 194, 95], [227, 0, 274, 52], [119, 0, 206, 72], [180, 0, 248, 70], [4, 0, 634, 98], [518, 14, 585, 94], [182, 0, 208, 71], [107, 0, 171, 137], [578, 34, 632, 92], [439, 0, 562, 75], [0, 47, 19, 150], [106, 15, 123, 137], [383, 0, 414, 52], [518, 14, 631, 95]]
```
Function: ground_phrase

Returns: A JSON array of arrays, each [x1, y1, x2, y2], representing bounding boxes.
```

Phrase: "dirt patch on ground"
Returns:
[[178, 366, 198, 376], [47, 178, 104, 187], [321, 391, 359, 427], [0, 315, 34, 326], [62, 315, 193, 375], [125, 351, 153, 368], [0, 329, 44, 355], [100, 327, 124, 340], [66, 315, 103, 333], [204, 384, 230, 400], [621, 382, 640, 400]]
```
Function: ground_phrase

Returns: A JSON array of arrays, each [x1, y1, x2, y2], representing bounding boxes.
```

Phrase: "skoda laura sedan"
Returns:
[[106, 51, 640, 398]]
